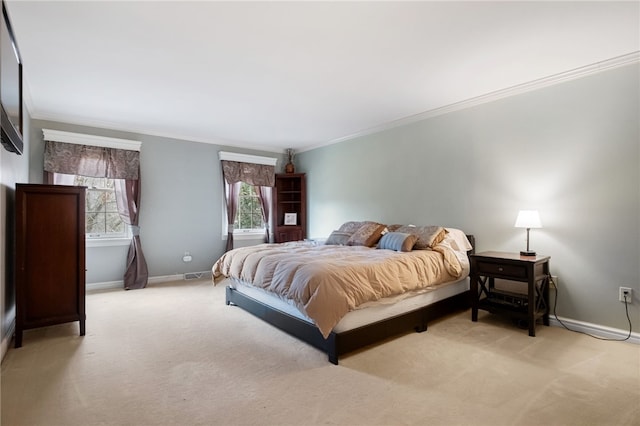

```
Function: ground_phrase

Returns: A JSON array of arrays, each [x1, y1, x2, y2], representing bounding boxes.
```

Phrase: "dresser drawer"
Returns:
[[476, 261, 527, 278]]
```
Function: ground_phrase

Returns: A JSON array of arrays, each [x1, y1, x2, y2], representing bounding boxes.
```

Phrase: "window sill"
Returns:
[[222, 233, 266, 241], [86, 237, 131, 248]]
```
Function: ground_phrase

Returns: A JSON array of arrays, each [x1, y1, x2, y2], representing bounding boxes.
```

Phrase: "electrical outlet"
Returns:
[[619, 287, 632, 303], [550, 275, 558, 289]]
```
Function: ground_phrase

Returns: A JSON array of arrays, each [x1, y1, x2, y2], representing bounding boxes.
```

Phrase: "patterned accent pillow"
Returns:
[[325, 231, 352, 245], [377, 232, 418, 252], [338, 221, 373, 234], [393, 225, 447, 249], [347, 222, 387, 247]]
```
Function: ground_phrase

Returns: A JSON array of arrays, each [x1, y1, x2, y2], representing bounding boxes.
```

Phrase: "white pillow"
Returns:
[[444, 227, 473, 252]]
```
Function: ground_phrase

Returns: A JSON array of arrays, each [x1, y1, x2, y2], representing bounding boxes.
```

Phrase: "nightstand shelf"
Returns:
[[470, 251, 551, 336], [479, 289, 529, 310]]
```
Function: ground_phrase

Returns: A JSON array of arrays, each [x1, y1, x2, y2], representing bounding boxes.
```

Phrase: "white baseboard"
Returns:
[[48, 281, 640, 346], [86, 280, 125, 291], [86, 274, 190, 292], [148, 274, 188, 284], [550, 316, 639, 344]]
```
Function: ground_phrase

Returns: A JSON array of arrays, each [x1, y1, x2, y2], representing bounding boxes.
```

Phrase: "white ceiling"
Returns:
[[5, 1, 639, 153]]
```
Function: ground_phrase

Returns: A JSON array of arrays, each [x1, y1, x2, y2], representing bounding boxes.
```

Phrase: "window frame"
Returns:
[[221, 182, 269, 240], [80, 177, 129, 240], [53, 173, 131, 244], [218, 151, 277, 240], [234, 181, 266, 232]]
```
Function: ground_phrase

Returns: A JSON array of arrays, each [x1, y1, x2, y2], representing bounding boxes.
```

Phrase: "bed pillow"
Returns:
[[325, 231, 352, 245], [347, 222, 387, 247], [393, 225, 447, 249], [377, 232, 418, 252], [444, 227, 474, 252], [338, 221, 372, 234]]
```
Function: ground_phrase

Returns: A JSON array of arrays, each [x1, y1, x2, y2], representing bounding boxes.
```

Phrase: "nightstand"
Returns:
[[470, 251, 551, 336]]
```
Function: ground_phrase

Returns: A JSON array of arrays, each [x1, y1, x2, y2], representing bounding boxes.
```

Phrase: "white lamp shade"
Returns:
[[514, 210, 542, 228]]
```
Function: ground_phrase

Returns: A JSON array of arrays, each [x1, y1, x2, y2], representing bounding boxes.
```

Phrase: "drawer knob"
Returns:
[[498, 267, 504, 272]]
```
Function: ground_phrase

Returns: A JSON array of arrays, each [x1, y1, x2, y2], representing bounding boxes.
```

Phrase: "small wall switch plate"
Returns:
[[619, 287, 632, 303]]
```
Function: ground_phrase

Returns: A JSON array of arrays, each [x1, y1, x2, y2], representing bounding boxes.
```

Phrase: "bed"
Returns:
[[212, 223, 475, 364]]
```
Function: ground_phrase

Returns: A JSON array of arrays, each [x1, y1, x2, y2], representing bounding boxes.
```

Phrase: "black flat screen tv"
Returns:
[[1, 0, 23, 155]]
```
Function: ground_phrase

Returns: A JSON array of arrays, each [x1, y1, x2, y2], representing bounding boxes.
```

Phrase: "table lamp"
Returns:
[[514, 210, 542, 256]]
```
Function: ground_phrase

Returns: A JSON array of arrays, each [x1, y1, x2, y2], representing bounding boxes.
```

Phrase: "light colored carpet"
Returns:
[[1, 278, 638, 426]]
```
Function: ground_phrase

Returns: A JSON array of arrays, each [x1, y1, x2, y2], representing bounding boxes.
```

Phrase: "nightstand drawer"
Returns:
[[476, 262, 527, 278]]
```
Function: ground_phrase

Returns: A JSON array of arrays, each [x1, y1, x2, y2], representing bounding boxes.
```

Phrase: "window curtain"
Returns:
[[253, 186, 272, 243], [43, 140, 149, 290], [115, 173, 149, 290], [44, 141, 139, 179], [223, 180, 241, 252], [221, 160, 275, 251]]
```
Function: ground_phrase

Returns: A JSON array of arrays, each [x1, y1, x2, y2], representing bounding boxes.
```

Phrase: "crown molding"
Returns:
[[32, 110, 285, 154], [28, 51, 639, 155], [303, 51, 640, 152], [42, 128, 142, 151], [218, 150, 278, 166]]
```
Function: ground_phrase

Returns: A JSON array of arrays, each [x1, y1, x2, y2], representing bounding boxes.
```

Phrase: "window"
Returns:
[[73, 176, 128, 239], [218, 151, 276, 241], [234, 182, 265, 233]]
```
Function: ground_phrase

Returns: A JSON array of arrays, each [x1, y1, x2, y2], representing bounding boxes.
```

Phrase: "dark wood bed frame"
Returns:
[[225, 235, 475, 365]]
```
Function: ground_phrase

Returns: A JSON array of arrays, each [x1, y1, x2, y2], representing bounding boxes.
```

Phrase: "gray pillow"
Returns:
[[392, 225, 446, 249], [377, 232, 418, 252], [347, 222, 387, 247], [325, 231, 352, 245]]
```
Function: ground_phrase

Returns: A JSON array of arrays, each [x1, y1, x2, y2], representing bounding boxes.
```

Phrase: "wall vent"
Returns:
[[183, 271, 211, 280]]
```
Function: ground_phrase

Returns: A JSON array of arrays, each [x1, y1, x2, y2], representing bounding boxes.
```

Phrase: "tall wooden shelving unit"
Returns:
[[273, 173, 306, 243]]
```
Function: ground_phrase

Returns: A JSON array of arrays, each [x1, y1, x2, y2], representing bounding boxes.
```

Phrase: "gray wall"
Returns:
[[4, 63, 637, 353], [1, 110, 30, 358], [297, 63, 639, 332], [28, 120, 282, 283]]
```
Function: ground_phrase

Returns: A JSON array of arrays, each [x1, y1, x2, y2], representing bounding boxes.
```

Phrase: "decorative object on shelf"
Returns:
[[284, 213, 297, 225], [514, 210, 542, 256], [285, 148, 295, 173]]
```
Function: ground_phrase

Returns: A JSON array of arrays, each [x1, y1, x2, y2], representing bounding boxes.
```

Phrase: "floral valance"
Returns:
[[221, 160, 275, 187], [44, 140, 140, 180]]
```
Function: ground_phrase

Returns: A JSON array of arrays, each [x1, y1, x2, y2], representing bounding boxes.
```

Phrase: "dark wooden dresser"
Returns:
[[15, 184, 86, 347]]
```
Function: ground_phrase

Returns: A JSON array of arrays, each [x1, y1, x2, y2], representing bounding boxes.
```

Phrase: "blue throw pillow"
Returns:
[[377, 232, 418, 252]]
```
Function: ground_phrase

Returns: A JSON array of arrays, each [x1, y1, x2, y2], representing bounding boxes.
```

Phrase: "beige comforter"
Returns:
[[212, 242, 465, 338]]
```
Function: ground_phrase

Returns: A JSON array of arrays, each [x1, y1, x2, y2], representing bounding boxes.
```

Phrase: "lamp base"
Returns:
[[520, 250, 536, 257]]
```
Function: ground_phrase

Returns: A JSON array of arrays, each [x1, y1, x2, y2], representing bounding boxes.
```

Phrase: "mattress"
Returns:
[[228, 276, 470, 334]]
